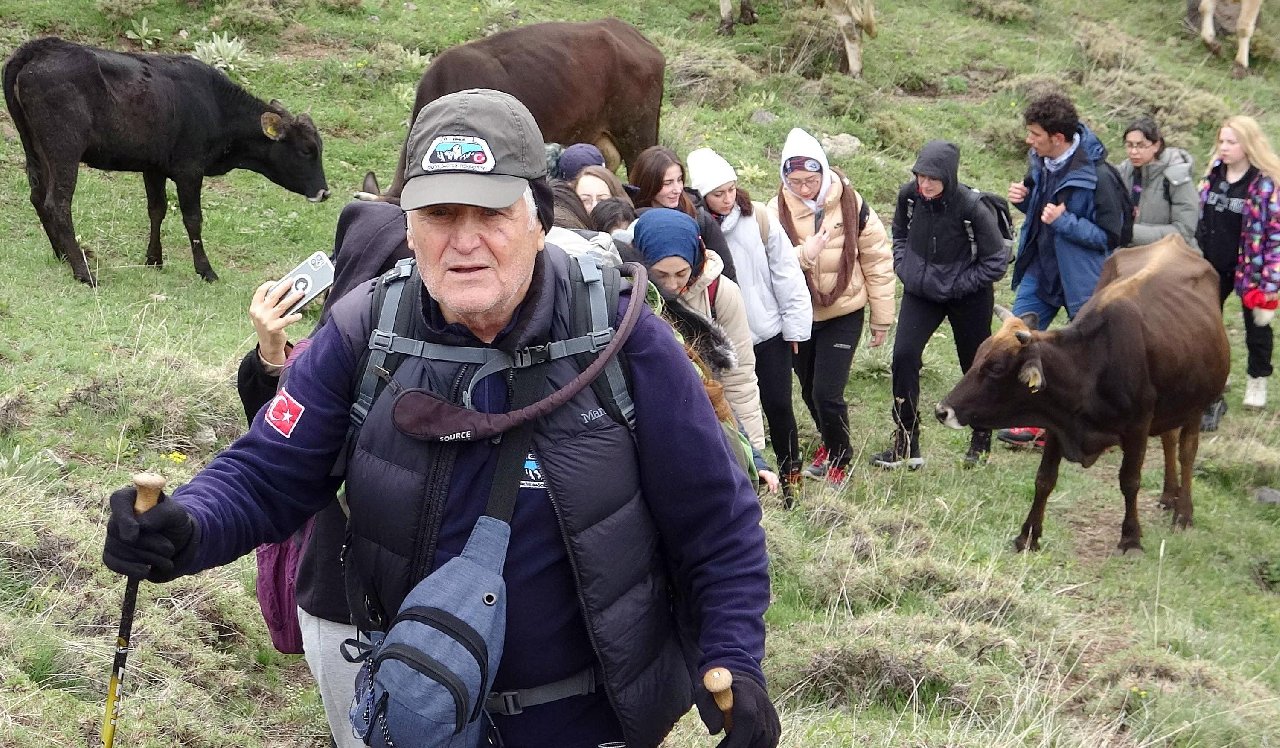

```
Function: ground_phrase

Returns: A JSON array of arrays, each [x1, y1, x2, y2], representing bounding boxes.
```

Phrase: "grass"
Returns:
[[1, 0, 1279, 745]]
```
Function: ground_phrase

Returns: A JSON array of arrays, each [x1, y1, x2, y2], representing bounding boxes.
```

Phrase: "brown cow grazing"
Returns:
[[371, 19, 663, 201], [936, 236, 1230, 554], [3, 37, 329, 286], [1191, 0, 1264, 78]]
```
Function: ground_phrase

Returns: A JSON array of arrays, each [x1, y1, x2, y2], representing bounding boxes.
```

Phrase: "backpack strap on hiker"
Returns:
[[570, 255, 637, 430]]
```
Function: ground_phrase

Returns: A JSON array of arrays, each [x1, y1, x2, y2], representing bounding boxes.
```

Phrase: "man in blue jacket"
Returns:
[[102, 89, 779, 748], [999, 93, 1121, 447]]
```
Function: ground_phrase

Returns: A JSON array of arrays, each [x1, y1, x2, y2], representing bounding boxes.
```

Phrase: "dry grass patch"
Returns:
[[965, 0, 1034, 24], [1076, 21, 1146, 70], [653, 33, 760, 107]]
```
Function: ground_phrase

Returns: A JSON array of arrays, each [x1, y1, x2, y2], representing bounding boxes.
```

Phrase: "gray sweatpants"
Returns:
[[297, 607, 363, 748]]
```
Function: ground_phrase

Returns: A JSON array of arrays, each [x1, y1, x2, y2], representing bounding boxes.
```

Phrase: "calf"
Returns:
[[3, 37, 329, 285], [936, 236, 1230, 554], [717, 0, 760, 35]]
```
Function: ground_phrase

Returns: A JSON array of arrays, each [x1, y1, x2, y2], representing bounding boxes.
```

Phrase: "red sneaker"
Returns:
[[825, 465, 848, 485], [804, 445, 829, 479], [996, 427, 1046, 448]]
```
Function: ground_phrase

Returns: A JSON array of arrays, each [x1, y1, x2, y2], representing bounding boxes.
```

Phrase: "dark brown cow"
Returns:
[[936, 236, 1230, 554], [375, 19, 663, 200], [3, 37, 329, 286]]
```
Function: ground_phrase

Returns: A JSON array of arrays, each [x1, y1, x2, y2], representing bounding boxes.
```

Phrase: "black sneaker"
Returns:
[[1201, 396, 1227, 432], [871, 429, 923, 470], [964, 429, 992, 467]]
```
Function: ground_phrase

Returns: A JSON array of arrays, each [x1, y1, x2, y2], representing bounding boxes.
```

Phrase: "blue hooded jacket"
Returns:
[[1011, 123, 1114, 318]]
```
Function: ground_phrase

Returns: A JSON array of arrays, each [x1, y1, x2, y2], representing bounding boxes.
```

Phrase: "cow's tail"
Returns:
[[3, 40, 44, 170]]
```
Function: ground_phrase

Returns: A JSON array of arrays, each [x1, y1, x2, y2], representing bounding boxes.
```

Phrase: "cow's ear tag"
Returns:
[[261, 112, 284, 141], [1020, 363, 1044, 393]]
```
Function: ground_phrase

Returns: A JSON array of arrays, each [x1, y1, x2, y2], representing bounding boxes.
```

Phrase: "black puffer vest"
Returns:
[[329, 246, 692, 748]]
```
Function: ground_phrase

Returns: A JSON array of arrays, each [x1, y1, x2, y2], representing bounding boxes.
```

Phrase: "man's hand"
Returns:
[[758, 470, 780, 494], [869, 328, 888, 348], [103, 486, 199, 583], [695, 672, 781, 748], [1040, 202, 1067, 225], [250, 280, 305, 366], [1008, 181, 1029, 203]]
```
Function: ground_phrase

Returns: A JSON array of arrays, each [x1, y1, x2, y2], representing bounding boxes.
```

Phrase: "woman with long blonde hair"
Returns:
[[1196, 115, 1280, 417]]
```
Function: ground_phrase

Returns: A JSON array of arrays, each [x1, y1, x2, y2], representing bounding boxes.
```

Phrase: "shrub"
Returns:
[[191, 32, 255, 77], [966, 0, 1033, 23], [775, 6, 846, 79], [656, 34, 760, 107], [213, 0, 285, 34], [95, 0, 157, 23]]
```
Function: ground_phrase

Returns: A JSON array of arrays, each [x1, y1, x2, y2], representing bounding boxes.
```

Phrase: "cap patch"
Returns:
[[423, 135, 496, 173]]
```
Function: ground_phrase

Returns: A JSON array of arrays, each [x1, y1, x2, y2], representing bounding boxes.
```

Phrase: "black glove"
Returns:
[[695, 670, 781, 748], [103, 486, 199, 583]]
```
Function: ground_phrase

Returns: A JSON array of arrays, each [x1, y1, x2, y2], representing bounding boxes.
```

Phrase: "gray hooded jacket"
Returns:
[[1117, 147, 1200, 252]]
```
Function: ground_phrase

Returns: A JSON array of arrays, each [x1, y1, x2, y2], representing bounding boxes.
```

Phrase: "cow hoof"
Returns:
[[75, 272, 98, 287], [1157, 494, 1176, 510], [1172, 515, 1193, 530], [1113, 544, 1145, 556], [1204, 39, 1223, 56], [1232, 63, 1249, 79], [1013, 536, 1039, 552], [716, 20, 735, 36], [199, 269, 220, 283], [740, 11, 758, 25]]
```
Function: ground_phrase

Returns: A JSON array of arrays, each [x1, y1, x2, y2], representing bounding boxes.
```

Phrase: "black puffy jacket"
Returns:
[[891, 140, 1007, 303]]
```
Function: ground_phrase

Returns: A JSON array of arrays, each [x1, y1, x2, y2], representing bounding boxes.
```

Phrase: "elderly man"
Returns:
[[102, 89, 778, 748]]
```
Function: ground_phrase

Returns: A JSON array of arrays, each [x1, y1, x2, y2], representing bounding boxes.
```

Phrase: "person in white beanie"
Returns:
[[689, 146, 813, 505], [767, 127, 895, 486]]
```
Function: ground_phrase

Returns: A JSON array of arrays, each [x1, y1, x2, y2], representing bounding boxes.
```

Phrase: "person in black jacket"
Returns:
[[871, 140, 1008, 469], [236, 200, 412, 748]]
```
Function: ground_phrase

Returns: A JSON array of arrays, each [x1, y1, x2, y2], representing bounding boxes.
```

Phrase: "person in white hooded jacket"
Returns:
[[688, 146, 812, 504], [768, 127, 896, 485]]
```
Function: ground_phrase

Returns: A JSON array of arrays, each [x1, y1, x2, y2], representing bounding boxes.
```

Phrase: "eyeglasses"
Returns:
[[785, 175, 822, 190], [1123, 140, 1154, 150]]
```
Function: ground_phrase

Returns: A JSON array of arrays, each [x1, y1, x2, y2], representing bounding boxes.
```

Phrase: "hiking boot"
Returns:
[[803, 445, 829, 480], [964, 429, 992, 467], [1244, 376, 1268, 408], [996, 426, 1045, 448], [870, 428, 923, 471], [1201, 396, 1228, 432], [781, 469, 803, 509]]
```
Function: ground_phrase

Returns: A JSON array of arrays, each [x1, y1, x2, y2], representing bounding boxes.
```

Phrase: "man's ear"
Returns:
[[405, 220, 418, 252]]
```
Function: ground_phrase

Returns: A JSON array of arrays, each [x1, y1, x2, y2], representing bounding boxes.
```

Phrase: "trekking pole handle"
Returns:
[[703, 667, 733, 733], [132, 472, 166, 513]]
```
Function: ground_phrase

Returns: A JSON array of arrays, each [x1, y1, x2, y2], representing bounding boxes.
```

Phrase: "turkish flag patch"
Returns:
[[265, 388, 305, 438]]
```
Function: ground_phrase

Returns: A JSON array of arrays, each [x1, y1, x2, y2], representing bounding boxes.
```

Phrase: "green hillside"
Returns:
[[0, 1, 1277, 746]]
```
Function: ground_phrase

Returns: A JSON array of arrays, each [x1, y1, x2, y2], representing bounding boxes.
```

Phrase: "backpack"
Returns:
[[1093, 160, 1135, 250], [254, 516, 313, 654], [903, 185, 1015, 262], [750, 201, 770, 246]]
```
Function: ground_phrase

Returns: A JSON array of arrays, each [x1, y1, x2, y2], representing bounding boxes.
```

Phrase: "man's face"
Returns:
[[1025, 124, 1065, 158], [406, 193, 544, 337]]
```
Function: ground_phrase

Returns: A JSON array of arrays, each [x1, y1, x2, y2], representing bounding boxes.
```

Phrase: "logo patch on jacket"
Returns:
[[520, 451, 545, 490], [265, 388, 305, 438], [422, 136, 494, 173]]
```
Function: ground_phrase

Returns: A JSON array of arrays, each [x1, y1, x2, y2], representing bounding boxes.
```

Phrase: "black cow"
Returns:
[[935, 237, 1230, 554], [3, 37, 330, 285], [367, 19, 663, 201]]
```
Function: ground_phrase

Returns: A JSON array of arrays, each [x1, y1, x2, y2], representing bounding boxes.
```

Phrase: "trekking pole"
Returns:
[[101, 472, 166, 748], [703, 667, 734, 734]]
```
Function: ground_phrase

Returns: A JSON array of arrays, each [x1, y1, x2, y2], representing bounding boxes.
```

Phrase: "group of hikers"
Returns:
[[101, 87, 1279, 748]]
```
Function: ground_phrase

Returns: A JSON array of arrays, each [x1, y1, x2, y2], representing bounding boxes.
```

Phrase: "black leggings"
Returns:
[[891, 288, 995, 432], [1216, 264, 1274, 378], [753, 333, 800, 475], [794, 309, 864, 469]]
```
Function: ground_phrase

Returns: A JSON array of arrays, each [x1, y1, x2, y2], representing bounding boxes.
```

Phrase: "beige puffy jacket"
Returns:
[[769, 177, 896, 328], [679, 250, 767, 451]]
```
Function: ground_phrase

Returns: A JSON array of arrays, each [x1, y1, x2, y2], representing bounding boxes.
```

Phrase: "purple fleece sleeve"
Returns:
[[624, 306, 770, 686], [174, 320, 356, 573]]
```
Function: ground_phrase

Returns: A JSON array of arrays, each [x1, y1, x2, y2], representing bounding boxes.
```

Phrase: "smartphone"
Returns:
[[270, 251, 335, 316]]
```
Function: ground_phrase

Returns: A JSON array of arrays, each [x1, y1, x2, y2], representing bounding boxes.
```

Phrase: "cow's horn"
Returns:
[[1015, 330, 1032, 345], [994, 305, 1015, 321]]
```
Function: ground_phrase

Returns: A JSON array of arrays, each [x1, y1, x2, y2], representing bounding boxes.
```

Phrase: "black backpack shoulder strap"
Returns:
[[567, 255, 636, 430]]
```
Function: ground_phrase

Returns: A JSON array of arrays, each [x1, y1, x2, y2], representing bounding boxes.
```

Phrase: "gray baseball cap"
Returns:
[[400, 88, 547, 211]]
